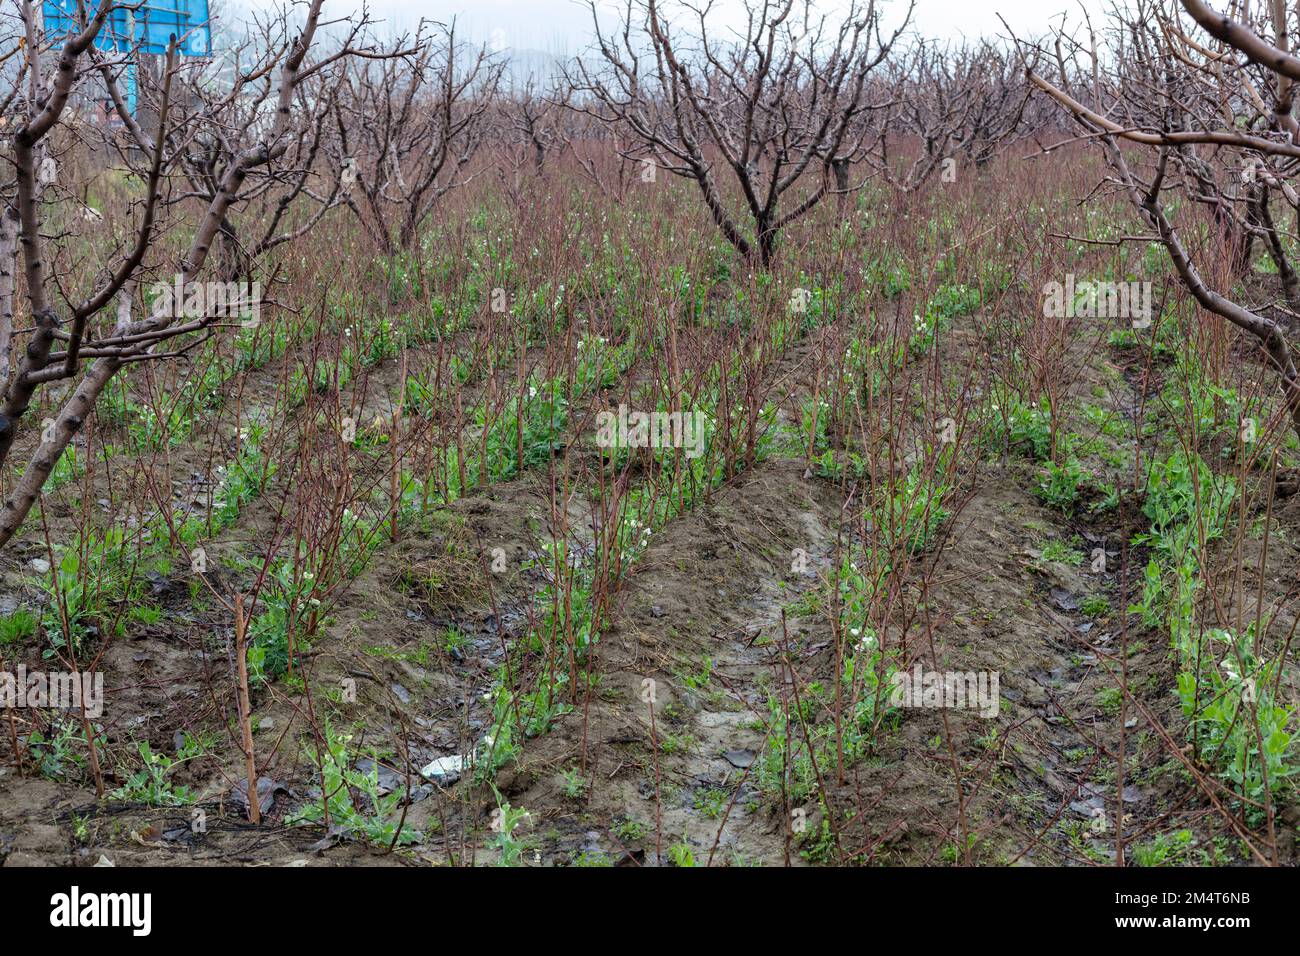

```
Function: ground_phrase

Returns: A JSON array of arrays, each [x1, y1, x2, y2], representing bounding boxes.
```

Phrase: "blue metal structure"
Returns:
[[43, 2, 213, 113]]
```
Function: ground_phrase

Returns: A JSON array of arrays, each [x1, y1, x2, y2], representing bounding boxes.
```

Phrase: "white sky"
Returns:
[[233, 0, 1111, 51]]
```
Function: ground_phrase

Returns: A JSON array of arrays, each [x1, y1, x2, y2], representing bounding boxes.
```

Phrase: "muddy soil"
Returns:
[[0, 309, 1292, 868]]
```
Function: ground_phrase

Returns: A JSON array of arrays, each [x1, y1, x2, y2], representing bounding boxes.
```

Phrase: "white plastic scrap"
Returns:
[[420, 754, 469, 782]]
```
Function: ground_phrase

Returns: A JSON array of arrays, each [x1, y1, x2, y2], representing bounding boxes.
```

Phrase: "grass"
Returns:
[[0, 609, 37, 646]]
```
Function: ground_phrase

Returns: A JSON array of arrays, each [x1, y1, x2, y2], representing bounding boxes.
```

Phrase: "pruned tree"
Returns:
[[489, 79, 570, 208], [868, 38, 1030, 192], [569, 0, 909, 268], [1026, 0, 1300, 438], [502, 79, 563, 175], [332, 20, 503, 255], [0, 0, 392, 548]]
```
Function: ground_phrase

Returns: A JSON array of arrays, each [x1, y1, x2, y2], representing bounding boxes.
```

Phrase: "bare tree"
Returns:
[[868, 38, 1029, 192], [570, 0, 909, 268], [0, 0, 393, 548], [503, 79, 563, 175], [332, 20, 503, 255], [1026, 0, 1300, 438]]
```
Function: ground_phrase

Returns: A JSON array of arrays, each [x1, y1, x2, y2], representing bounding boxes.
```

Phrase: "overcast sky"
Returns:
[[236, 0, 1109, 51]]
